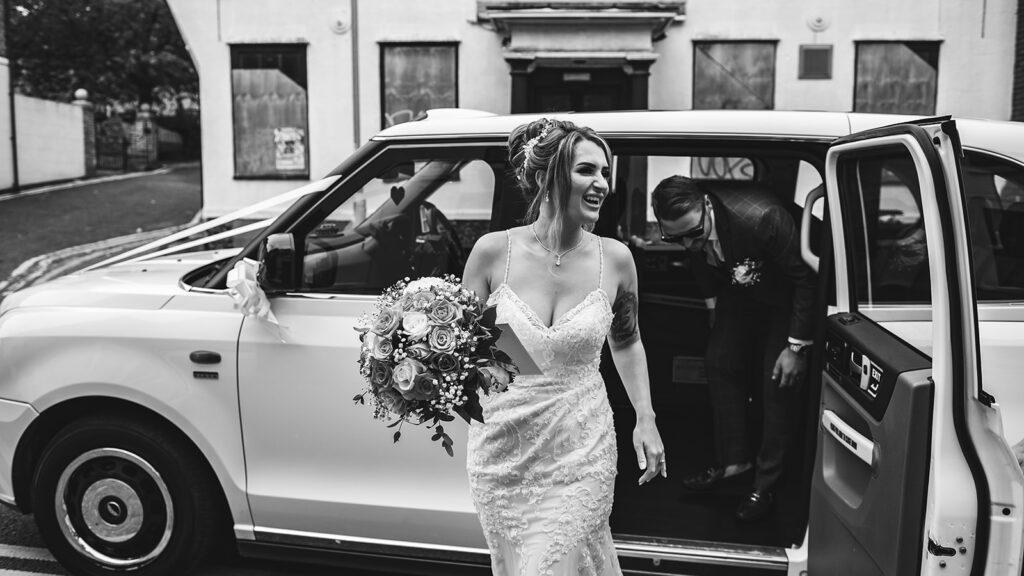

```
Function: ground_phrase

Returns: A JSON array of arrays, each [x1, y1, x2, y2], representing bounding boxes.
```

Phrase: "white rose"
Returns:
[[402, 311, 431, 339]]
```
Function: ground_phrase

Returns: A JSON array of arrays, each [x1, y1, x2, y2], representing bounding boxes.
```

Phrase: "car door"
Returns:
[[234, 143, 504, 557], [809, 118, 1024, 575]]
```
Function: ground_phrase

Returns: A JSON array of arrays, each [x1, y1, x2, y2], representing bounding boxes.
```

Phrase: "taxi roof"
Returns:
[[374, 109, 1024, 163]]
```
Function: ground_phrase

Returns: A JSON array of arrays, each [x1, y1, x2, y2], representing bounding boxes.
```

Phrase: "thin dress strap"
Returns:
[[503, 229, 512, 285], [597, 235, 604, 290]]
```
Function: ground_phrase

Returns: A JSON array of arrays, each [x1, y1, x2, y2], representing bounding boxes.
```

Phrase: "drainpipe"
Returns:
[[3, 0, 18, 192], [351, 0, 360, 150]]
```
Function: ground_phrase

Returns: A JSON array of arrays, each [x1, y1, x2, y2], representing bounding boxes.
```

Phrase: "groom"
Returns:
[[652, 175, 816, 522]]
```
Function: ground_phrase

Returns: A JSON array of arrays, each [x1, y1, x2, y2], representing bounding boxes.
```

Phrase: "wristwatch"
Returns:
[[788, 342, 810, 356]]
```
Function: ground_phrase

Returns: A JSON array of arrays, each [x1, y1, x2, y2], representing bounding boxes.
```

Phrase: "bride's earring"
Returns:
[[545, 192, 550, 203]]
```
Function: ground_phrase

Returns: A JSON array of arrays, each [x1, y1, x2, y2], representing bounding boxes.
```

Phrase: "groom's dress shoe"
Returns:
[[682, 464, 751, 490], [735, 489, 774, 522], [681, 466, 726, 490]]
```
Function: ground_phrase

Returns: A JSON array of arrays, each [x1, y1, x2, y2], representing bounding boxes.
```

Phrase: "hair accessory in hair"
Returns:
[[519, 118, 555, 174]]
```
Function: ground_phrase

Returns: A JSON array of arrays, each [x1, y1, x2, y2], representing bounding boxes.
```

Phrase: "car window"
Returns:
[[839, 146, 932, 317], [961, 151, 1024, 301], [611, 153, 819, 245], [298, 149, 498, 294]]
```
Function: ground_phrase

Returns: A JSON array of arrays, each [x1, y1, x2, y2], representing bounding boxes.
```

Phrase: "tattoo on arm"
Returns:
[[610, 290, 640, 347]]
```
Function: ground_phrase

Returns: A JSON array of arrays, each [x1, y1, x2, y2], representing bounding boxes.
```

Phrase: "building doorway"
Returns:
[[526, 67, 631, 113]]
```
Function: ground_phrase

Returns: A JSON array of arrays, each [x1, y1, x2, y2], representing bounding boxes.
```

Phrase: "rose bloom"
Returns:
[[427, 299, 461, 325], [409, 373, 439, 401], [372, 307, 401, 336], [428, 326, 457, 353], [392, 358, 428, 398], [480, 365, 512, 393], [433, 353, 459, 372], [370, 334, 394, 360], [402, 311, 431, 339], [369, 359, 392, 391], [405, 342, 432, 361], [411, 291, 436, 310], [379, 387, 408, 416]]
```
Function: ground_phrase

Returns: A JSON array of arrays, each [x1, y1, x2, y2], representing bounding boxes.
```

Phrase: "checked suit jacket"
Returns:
[[690, 185, 817, 341]]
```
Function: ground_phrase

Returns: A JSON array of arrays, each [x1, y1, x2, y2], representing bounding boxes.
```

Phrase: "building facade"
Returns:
[[166, 0, 1019, 217]]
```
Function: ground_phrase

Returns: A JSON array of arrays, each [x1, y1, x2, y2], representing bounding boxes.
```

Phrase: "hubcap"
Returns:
[[55, 448, 175, 568], [81, 479, 142, 542]]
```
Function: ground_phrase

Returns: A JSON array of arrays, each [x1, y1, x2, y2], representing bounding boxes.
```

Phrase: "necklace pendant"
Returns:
[[555, 256, 562, 266]]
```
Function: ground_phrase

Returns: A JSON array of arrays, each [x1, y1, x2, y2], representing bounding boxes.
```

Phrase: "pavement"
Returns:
[[0, 163, 203, 300]]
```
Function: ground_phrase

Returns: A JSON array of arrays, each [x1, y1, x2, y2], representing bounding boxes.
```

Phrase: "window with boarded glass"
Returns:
[[230, 44, 309, 179], [693, 41, 776, 110], [854, 42, 939, 115], [381, 43, 457, 128]]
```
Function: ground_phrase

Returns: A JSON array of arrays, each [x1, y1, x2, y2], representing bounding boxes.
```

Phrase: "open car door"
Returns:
[[808, 118, 1024, 575]]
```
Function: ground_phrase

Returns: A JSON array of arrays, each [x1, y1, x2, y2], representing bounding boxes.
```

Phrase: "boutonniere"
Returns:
[[730, 258, 763, 287]]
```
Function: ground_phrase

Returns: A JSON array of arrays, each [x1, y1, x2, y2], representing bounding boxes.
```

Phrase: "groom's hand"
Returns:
[[771, 348, 806, 388]]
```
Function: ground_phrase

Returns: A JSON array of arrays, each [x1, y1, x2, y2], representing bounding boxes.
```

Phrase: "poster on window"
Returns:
[[274, 127, 306, 171], [382, 45, 457, 128]]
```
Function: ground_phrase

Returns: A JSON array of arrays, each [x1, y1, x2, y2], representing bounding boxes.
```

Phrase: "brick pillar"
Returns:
[[73, 88, 96, 176], [1013, 0, 1024, 121]]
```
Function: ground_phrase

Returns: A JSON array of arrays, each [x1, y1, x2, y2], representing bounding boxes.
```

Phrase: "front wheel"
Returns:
[[32, 416, 221, 576]]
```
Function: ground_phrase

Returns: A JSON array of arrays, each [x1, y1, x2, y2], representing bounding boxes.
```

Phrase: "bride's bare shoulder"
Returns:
[[468, 230, 511, 259]]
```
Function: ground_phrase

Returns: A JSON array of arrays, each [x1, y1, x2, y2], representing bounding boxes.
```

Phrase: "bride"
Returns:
[[462, 118, 667, 575]]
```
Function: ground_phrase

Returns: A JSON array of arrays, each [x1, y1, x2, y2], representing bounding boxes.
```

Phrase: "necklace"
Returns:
[[531, 223, 587, 266]]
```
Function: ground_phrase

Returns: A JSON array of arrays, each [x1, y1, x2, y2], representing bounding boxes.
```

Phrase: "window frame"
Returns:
[[379, 42, 460, 130], [691, 40, 778, 111], [229, 43, 311, 180]]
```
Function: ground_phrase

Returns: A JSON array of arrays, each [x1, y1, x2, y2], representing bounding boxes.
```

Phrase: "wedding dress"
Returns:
[[467, 230, 622, 576]]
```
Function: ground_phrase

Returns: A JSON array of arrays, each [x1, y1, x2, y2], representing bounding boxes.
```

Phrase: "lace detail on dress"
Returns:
[[468, 235, 621, 576]]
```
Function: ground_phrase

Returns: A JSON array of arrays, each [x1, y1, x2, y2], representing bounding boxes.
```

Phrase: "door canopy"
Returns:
[[476, 1, 685, 69]]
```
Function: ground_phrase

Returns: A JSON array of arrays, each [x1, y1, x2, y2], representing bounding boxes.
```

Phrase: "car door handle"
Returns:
[[189, 351, 222, 364], [822, 409, 875, 467]]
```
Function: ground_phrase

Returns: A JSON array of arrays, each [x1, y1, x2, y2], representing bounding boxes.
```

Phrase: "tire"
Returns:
[[31, 415, 221, 576]]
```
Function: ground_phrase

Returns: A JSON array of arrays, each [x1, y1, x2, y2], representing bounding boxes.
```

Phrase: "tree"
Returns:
[[8, 0, 197, 109]]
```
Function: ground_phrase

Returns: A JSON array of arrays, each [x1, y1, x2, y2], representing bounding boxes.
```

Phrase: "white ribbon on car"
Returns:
[[226, 258, 285, 340]]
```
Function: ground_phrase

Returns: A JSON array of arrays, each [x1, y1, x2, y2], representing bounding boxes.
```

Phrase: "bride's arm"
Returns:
[[461, 231, 504, 305], [604, 240, 667, 485]]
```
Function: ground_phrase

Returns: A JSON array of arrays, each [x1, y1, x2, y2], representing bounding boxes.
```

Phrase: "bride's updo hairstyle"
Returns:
[[508, 118, 611, 246]]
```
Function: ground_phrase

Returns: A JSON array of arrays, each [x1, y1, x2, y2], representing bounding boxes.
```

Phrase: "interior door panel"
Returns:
[[810, 312, 933, 575]]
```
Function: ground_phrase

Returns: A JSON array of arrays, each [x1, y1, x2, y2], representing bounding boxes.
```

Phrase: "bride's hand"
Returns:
[[633, 415, 666, 485]]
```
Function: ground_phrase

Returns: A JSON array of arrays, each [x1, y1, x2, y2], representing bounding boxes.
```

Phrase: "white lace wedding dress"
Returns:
[[467, 231, 622, 576]]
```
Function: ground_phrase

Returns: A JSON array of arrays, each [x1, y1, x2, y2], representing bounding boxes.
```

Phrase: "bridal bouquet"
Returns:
[[354, 275, 515, 456]]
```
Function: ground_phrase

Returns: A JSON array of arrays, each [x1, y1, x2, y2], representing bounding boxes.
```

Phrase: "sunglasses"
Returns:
[[659, 196, 707, 243]]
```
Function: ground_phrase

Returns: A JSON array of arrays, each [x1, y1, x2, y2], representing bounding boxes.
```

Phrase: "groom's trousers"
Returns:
[[704, 289, 793, 492]]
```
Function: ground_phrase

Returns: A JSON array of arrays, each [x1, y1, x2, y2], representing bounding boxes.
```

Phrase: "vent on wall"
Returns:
[[799, 45, 833, 79]]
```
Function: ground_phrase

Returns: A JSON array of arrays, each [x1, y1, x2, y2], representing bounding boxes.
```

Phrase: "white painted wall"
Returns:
[[13, 95, 85, 187], [168, 0, 1018, 216], [651, 0, 1016, 118], [0, 57, 13, 191]]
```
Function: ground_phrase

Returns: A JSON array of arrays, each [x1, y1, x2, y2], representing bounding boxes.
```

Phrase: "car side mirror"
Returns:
[[259, 233, 297, 293]]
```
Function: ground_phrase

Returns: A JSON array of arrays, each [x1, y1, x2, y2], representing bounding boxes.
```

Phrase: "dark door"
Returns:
[[527, 67, 629, 113], [809, 119, 1022, 574]]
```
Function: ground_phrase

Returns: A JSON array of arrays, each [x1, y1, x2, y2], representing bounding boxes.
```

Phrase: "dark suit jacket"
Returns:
[[690, 187, 817, 341]]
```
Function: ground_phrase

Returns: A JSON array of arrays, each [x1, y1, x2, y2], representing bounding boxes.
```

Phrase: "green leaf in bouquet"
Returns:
[[432, 431, 443, 441], [393, 430, 402, 443], [437, 412, 455, 422], [453, 404, 471, 424], [443, 442, 454, 458], [480, 305, 498, 330], [386, 419, 403, 428], [463, 395, 485, 424], [352, 393, 365, 404]]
